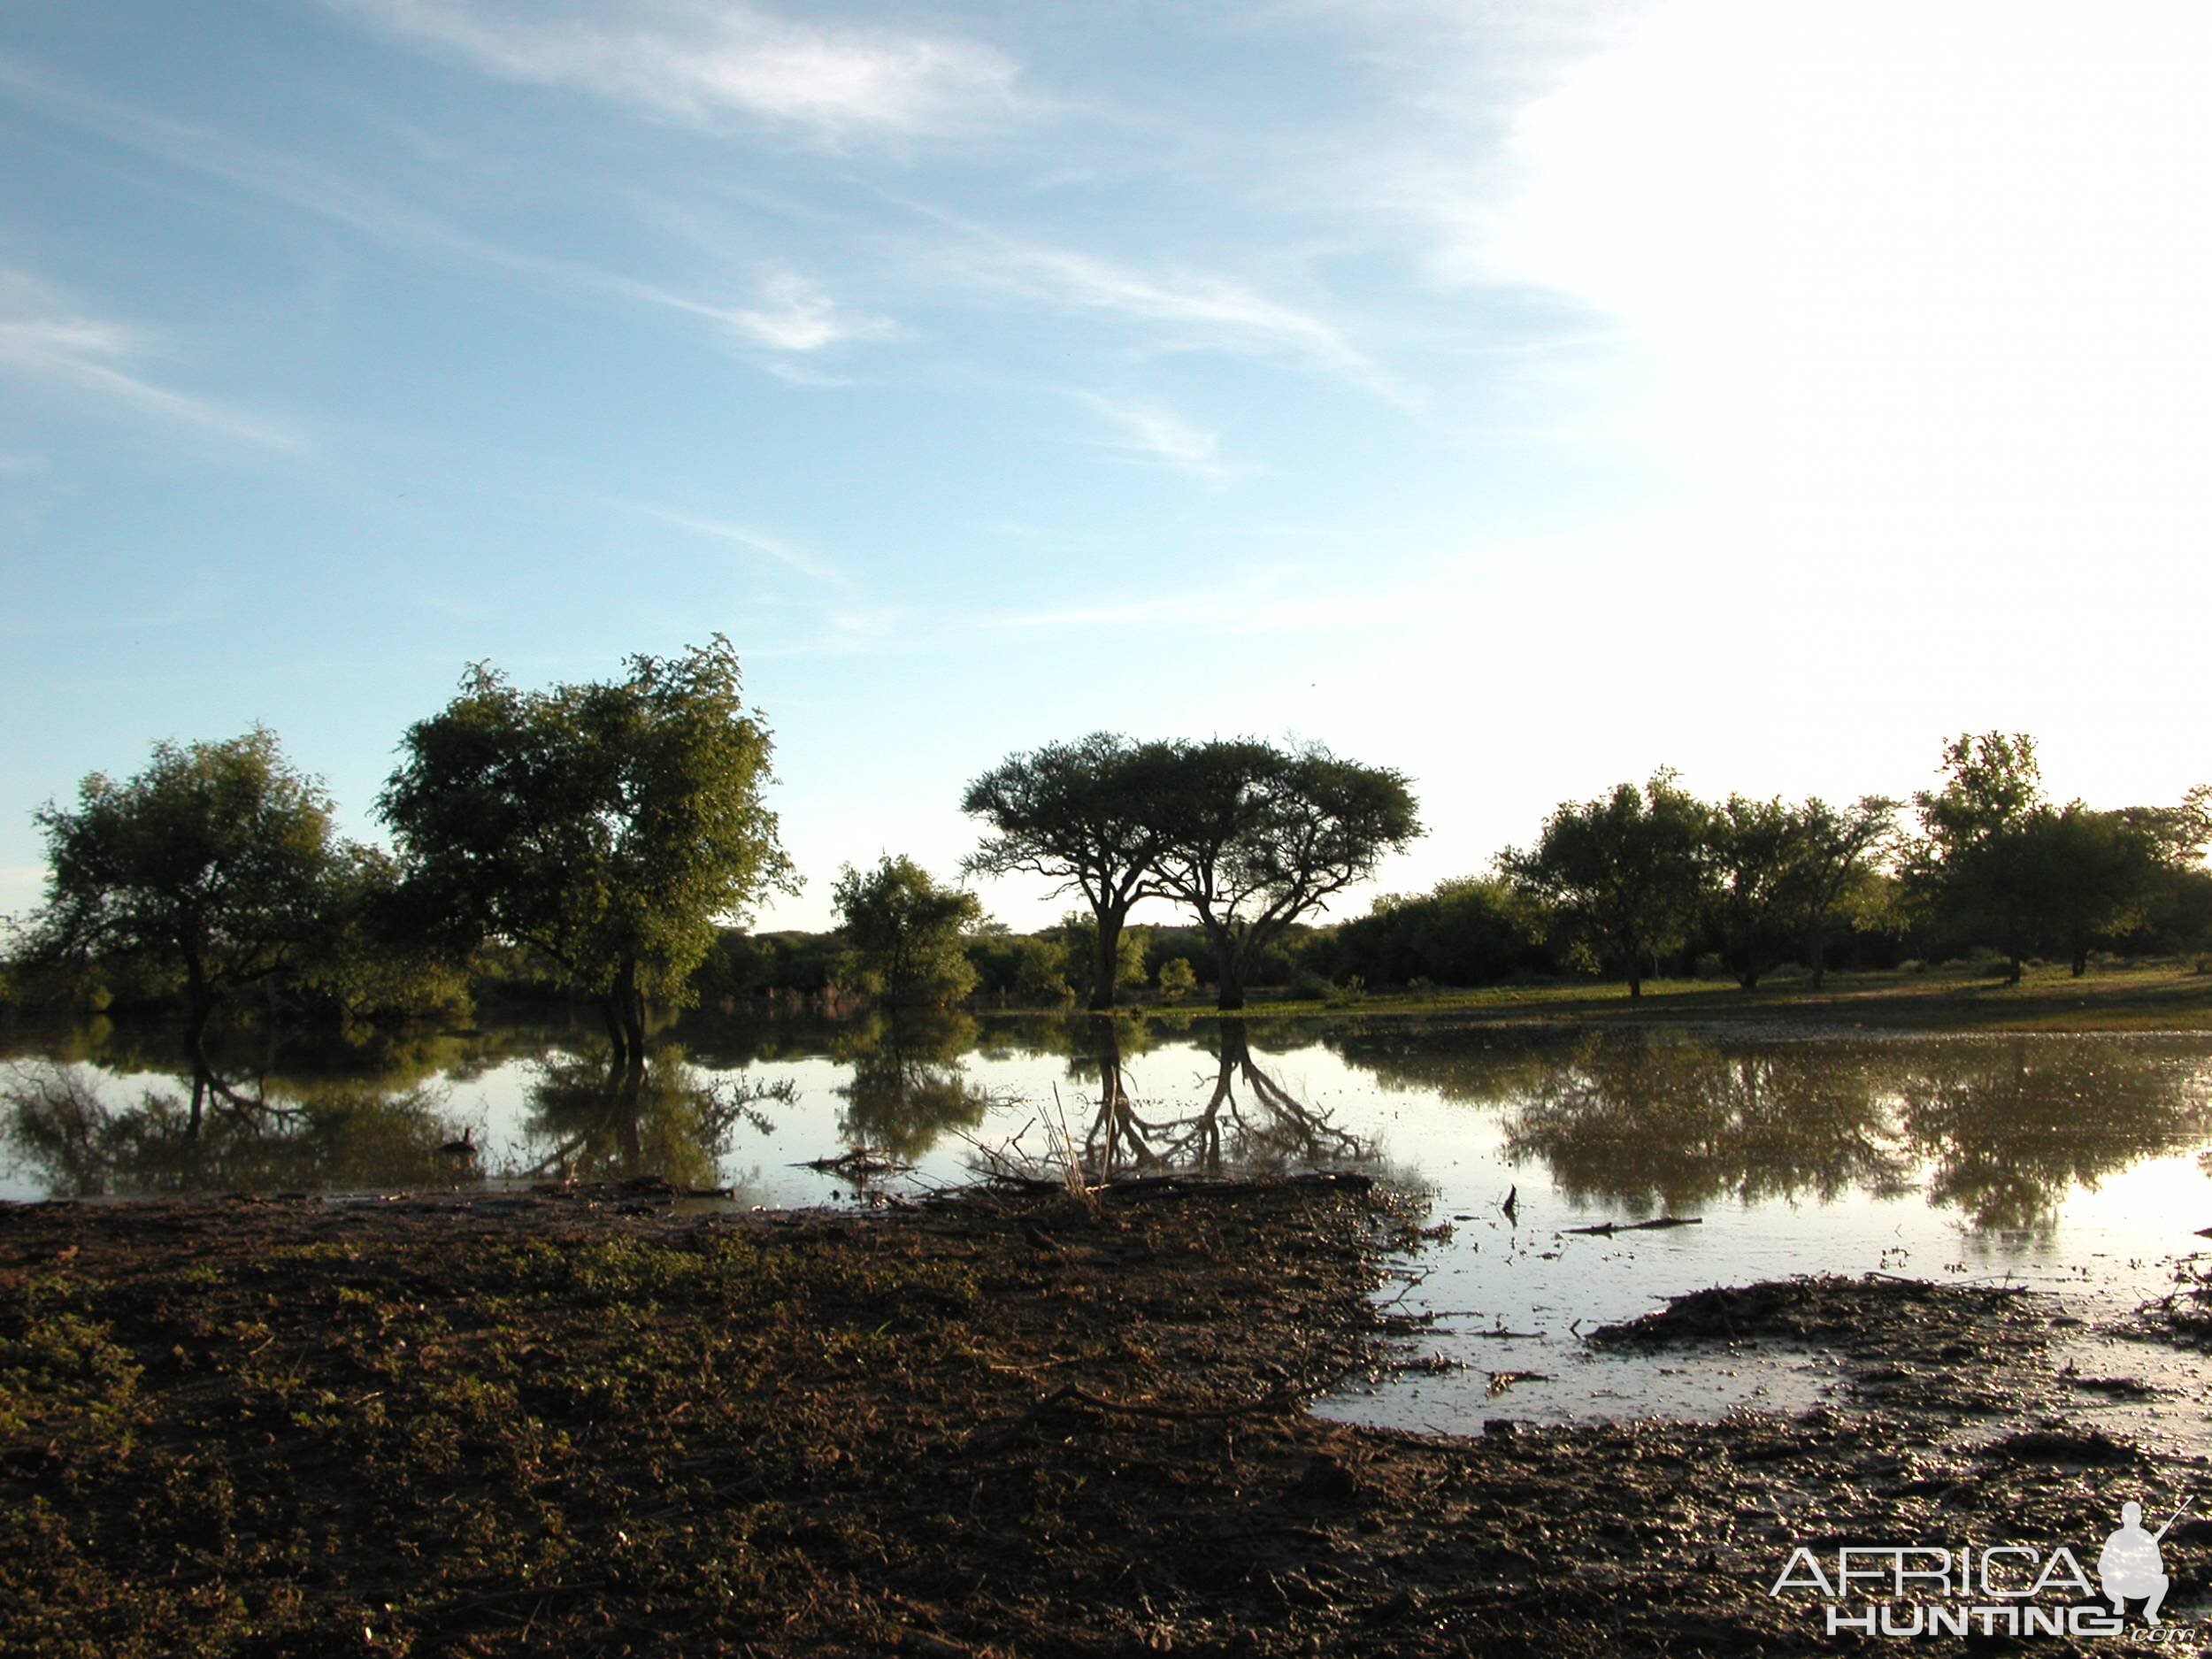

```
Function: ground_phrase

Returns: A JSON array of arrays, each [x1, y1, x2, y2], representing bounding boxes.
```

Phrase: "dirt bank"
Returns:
[[2, 1181, 2202, 1655]]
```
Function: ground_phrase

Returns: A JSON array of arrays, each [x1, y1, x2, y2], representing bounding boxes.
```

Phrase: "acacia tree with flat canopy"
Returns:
[[1501, 771, 1712, 998], [1146, 739, 1422, 1010], [960, 733, 1175, 1011], [12, 728, 348, 1130], [378, 637, 795, 1064]]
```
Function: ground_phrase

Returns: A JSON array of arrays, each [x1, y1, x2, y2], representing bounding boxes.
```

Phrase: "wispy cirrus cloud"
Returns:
[[0, 61, 895, 375], [1071, 391, 1235, 482], [621, 502, 852, 588], [0, 271, 303, 451], [326, 0, 1026, 146], [903, 203, 1403, 402], [722, 269, 893, 353]]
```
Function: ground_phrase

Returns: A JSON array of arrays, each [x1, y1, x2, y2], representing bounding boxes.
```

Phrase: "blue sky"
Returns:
[[4, 0, 2209, 933]]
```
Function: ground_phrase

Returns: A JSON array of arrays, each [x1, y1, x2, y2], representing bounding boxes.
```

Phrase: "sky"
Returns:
[[4, 0, 2209, 934]]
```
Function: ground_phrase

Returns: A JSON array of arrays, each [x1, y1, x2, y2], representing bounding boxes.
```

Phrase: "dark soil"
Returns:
[[3, 1181, 2204, 1656]]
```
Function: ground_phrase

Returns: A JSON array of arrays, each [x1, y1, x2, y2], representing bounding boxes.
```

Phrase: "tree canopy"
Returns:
[[10, 729, 356, 1126], [833, 855, 982, 1009], [1500, 771, 1711, 997], [1146, 739, 1422, 1009], [378, 637, 794, 1060], [961, 733, 1175, 1010]]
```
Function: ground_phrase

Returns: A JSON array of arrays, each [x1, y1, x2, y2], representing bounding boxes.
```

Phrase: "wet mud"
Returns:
[[3, 1181, 2205, 1655]]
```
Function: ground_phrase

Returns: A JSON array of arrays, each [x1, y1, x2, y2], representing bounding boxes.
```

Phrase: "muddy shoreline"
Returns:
[[4, 1181, 2207, 1655]]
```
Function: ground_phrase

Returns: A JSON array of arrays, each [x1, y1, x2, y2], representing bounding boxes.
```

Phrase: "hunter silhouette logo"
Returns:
[[2099, 1494, 2187, 1625], [1769, 1490, 2193, 1637]]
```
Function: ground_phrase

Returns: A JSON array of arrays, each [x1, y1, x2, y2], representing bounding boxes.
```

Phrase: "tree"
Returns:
[[12, 729, 347, 1120], [1500, 771, 1711, 997], [1705, 795, 1898, 989], [2023, 804, 2174, 976], [1146, 740, 1422, 1010], [1903, 733, 2047, 982], [1048, 912, 1149, 1005], [832, 855, 982, 1008], [1784, 796, 1900, 988], [378, 637, 795, 1063], [1329, 876, 1548, 988], [961, 734, 1174, 1011], [1705, 795, 1800, 990]]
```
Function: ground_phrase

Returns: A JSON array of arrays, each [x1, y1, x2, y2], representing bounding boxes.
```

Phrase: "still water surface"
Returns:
[[8, 1010, 2211, 1435]]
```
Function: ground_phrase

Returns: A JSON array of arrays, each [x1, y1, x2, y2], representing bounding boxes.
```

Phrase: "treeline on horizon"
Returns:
[[4, 637, 2208, 1048]]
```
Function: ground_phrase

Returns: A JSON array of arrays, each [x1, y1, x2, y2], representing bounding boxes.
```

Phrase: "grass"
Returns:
[[1177, 959, 2212, 1032]]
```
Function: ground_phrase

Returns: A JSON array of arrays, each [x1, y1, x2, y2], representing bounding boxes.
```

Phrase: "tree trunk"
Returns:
[[183, 957, 218, 1139], [1626, 969, 1643, 998], [601, 993, 631, 1066], [1091, 910, 1123, 1012], [1809, 931, 1829, 991], [1202, 918, 1246, 1010], [1215, 966, 1246, 1011], [2070, 933, 2089, 978]]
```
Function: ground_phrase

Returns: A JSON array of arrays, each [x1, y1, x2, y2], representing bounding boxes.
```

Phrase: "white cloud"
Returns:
[[328, 0, 1025, 145], [0, 62, 889, 373], [993, 235, 1391, 394], [0, 271, 303, 451], [1071, 391, 1234, 481], [721, 269, 892, 353], [622, 503, 851, 588]]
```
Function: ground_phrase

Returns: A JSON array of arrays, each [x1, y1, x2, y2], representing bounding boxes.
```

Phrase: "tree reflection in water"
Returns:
[[1893, 1040, 2212, 1233], [2, 1059, 460, 1197], [1501, 1035, 1910, 1215], [1372, 1030, 2212, 1235], [1052, 1018, 1366, 1179], [830, 1012, 999, 1165], [518, 1045, 789, 1188]]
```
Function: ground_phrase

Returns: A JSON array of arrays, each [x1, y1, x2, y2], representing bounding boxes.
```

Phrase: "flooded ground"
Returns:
[[8, 1010, 2212, 1439]]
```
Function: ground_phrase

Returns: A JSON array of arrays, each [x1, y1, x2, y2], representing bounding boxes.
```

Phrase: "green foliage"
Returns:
[[962, 733, 1178, 1010], [1156, 957, 1198, 1001], [1049, 912, 1148, 1002], [832, 855, 982, 1008], [1500, 771, 1712, 996], [12, 729, 349, 1032], [379, 637, 795, 1048], [1146, 739, 1422, 1009], [1009, 935, 1076, 1005], [1707, 795, 1898, 989], [1328, 875, 1548, 988]]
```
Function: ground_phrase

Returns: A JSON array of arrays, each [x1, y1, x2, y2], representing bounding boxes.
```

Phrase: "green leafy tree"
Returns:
[[1706, 795, 1899, 989], [378, 637, 795, 1062], [12, 729, 347, 1079], [2023, 804, 2178, 976], [1008, 935, 1075, 1005], [1049, 912, 1149, 1004], [961, 733, 1175, 1010], [1903, 733, 2047, 983], [1146, 740, 1422, 1010], [832, 855, 983, 1008], [1329, 875, 1548, 987], [1705, 795, 1799, 990], [1500, 771, 1712, 997], [1156, 957, 1198, 1002], [1785, 796, 1901, 987]]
